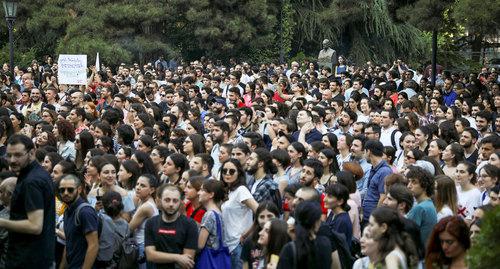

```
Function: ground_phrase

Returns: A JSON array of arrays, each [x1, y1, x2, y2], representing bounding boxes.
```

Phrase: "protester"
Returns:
[[58, 174, 98, 269], [277, 201, 333, 269], [406, 166, 437, 248], [1, 54, 500, 269], [1, 134, 55, 268], [425, 216, 470, 269], [129, 174, 159, 269], [145, 184, 198, 269]]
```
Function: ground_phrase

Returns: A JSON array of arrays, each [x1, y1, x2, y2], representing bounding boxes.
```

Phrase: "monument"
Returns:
[[317, 39, 337, 70]]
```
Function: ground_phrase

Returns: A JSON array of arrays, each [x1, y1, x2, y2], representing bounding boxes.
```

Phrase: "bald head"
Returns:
[[0, 177, 17, 206]]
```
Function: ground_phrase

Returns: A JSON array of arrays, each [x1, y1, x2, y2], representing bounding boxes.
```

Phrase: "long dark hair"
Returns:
[[133, 150, 158, 177], [219, 158, 246, 192], [120, 160, 141, 190], [264, 219, 291, 264], [320, 148, 340, 175], [371, 207, 419, 268], [248, 201, 280, 245], [77, 131, 95, 163], [294, 201, 323, 268]]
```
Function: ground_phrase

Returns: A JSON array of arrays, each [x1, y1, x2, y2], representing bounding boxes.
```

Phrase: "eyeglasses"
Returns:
[[405, 155, 415, 160], [222, 168, 237, 176], [58, 187, 75, 194]]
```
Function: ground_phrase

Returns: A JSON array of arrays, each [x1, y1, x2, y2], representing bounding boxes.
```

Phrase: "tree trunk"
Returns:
[[470, 33, 483, 63], [431, 30, 437, 87]]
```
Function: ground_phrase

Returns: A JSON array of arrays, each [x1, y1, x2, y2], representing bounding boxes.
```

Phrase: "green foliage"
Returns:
[[0, 46, 37, 67], [396, 0, 454, 32], [453, 0, 500, 36], [467, 207, 500, 269], [4, 0, 490, 67], [185, 0, 277, 61]]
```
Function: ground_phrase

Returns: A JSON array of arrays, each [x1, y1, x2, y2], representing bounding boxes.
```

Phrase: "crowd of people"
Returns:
[[0, 55, 498, 269]]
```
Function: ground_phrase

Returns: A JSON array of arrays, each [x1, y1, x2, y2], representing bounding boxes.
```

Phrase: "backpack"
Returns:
[[255, 178, 283, 214], [115, 235, 141, 269], [390, 129, 398, 150], [74, 203, 126, 264], [269, 188, 283, 215]]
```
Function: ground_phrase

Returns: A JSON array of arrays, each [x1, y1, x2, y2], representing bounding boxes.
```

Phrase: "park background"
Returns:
[[1, 0, 499, 71]]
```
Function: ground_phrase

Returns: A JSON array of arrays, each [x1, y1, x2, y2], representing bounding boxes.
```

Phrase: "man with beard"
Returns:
[[211, 97, 227, 119], [22, 88, 43, 120], [246, 148, 279, 204], [475, 110, 492, 139], [145, 184, 198, 269], [460, 127, 479, 164], [333, 109, 356, 138], [361, 140, 392, 228], [300, 158, 325, 194], [189, 153, 214, 180], [442, 77, 457, 107], [96, 87, 113, 112], [1, 135, 55, 268], [67, 107, 88, 135], [238, 107, 254, 135], [59, 174, 99, 269], [210, 121, 230, 177]]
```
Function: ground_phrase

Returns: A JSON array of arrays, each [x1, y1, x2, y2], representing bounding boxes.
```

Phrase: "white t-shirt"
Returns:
[[456, 186, 482, 220], [380, 126, 402, 151], [437, 205, 454, 221], [222, 185, 254, 252]]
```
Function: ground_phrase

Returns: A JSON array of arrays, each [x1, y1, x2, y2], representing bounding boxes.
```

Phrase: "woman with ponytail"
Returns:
[[277, 201, 333, 269]]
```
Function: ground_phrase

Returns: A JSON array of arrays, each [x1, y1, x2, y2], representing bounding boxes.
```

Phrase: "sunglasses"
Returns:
[[222, 168, 237, 176], [59, 187, 75, 194]]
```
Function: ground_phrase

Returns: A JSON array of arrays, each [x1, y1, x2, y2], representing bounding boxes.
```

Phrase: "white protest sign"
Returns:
[[58, 54, 87, 85]]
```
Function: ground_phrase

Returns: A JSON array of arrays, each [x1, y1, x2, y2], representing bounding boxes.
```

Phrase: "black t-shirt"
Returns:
[[7, 161, 55, 269], [465, 148, 479, 165], [241, 237, 262, 268], [277, 236, 332, 269], [145, 214, 198, 269]]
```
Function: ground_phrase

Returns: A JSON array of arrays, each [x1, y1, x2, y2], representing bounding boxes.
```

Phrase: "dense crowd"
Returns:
[[0, 55, 498, 269]]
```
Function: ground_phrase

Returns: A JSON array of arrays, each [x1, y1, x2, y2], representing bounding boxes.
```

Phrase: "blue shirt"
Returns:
[[292, 128, 322, 144], [362, 160, 392, 222], [326, 211, 352, 247], [443, 90, 457, 107], [407, 198, 437, 248], [353, 158, 372, 200]]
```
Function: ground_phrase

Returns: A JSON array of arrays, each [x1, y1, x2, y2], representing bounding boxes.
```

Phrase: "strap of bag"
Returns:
[[291, 241, 297, 269], [213, 211, 225, 251], [74, 202, 93, 226]]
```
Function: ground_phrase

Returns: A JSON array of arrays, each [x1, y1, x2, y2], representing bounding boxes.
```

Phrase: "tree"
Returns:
[[452, 0, 500, 62], [185, 0, 277, 62], [286, 0, 426, 65], [397, 0, 454, 84], [468, 207, 500, 268]]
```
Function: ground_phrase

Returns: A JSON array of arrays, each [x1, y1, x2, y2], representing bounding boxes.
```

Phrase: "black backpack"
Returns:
[[115, 235, 141, 269]]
